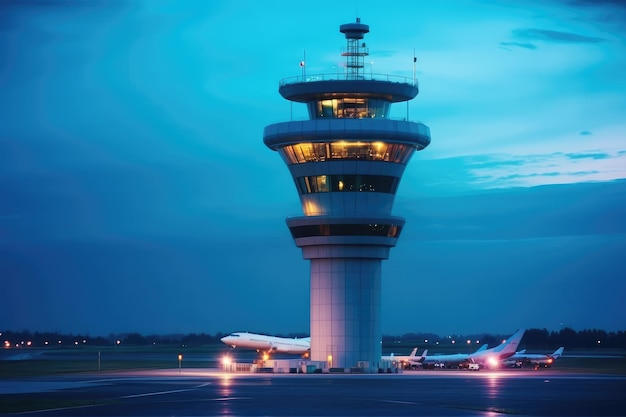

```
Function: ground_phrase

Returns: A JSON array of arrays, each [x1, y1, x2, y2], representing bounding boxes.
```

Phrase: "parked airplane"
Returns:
[[421, 344, 487, 368], [220, 332, 310, 355], [422, 329, 526, 369], [503, 347, 564, 368], [469, 328, 526, 368], [381, 348, 428, 368]]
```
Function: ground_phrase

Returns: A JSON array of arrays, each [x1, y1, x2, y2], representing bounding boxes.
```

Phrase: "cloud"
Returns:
[[405, 150, 626, 196], [565, 152, 610, 160], [512, 28, 606, 44], [580, 130, 593, 135], [466, 151, 626, 188], [500, 41, 538, 50]]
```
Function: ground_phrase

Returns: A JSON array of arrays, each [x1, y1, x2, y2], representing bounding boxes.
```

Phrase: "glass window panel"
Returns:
[[313, 143, 327, 161], [315, 175, 329, 192]]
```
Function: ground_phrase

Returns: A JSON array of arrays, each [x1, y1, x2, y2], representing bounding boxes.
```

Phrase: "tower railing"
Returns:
[[268, 116, 428, 124], [279, 72, 417, 87]]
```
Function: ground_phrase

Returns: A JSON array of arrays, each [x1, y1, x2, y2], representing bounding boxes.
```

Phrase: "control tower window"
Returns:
[[308, 99, 390, 119], [295, 174, 399, 194], [278, 141, 415, 165], [289, 223, 402, 239]]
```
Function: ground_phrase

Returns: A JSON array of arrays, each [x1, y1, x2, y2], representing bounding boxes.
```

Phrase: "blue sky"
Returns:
[[1, 0, 625, 337]]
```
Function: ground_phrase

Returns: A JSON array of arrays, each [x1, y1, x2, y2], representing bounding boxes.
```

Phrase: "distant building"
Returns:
[[263, 18, 431, 372]]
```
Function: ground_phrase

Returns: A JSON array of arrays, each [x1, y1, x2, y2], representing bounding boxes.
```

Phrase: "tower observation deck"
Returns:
[[263, 18, 431, 372]]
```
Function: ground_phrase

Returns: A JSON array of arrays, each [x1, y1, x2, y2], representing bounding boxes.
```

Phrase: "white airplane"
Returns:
[[421, 344, 488, 368], [503, 347, 564, 368], [422, 329, 526, 369], [381, 348, 428, 368], [469, 328, 526, 368], [220, 332, 311, 355]]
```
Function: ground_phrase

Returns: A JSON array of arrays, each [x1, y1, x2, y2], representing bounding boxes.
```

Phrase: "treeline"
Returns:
[[384, 328, 626, 349], [2, 328, 624, 349], [1, 330, 231, 348]]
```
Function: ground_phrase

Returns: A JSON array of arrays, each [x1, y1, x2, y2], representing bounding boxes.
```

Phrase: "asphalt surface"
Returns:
[[1, 368, 625, 416]]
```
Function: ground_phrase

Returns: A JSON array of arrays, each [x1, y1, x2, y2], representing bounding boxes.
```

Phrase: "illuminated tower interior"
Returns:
[[263, 18, 431, 371]]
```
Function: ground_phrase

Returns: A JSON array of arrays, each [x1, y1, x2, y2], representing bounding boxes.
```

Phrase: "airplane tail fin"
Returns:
[[409, 347, 418, 357], [418, 349, 428, 363], [475, 344, 488, 353], [552, 347, 564, 359], [493, 329, 526, 358]]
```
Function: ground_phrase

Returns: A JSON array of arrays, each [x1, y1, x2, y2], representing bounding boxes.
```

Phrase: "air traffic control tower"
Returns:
[[263, 19, 431, 372]]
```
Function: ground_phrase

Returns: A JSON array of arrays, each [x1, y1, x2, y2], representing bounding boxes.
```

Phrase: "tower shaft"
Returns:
[[310, 257, 382, 368]]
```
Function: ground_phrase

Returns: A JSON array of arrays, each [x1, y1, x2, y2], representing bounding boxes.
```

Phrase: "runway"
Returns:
[[1, 368, 625, 416]]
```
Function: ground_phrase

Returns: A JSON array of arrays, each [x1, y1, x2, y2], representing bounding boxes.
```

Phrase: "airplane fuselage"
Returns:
[[221, 332, 310, 354]]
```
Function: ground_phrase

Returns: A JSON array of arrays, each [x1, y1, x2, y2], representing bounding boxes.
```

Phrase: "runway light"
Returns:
[[487, 356, 499, 368], [222, 355, 232, 367]]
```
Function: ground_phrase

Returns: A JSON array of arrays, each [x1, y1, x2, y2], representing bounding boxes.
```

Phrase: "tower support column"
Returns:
[[310, 256, 382, 371]]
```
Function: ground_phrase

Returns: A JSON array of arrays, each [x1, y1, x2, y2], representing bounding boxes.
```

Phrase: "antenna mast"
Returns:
[[340, 18, 369, 80]]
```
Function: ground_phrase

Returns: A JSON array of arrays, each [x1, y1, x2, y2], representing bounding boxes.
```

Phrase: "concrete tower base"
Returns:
[[310, 257, 382, 371]]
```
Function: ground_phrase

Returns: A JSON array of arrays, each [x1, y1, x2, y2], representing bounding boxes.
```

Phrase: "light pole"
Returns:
[[178, 354, 182, 374]]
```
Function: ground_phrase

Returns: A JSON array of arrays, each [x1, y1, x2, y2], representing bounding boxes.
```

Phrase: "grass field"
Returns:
[[0, 345, 224, 377]]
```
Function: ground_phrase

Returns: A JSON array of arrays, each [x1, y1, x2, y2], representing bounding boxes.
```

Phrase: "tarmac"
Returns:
[[1, 367, 625, 416]]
